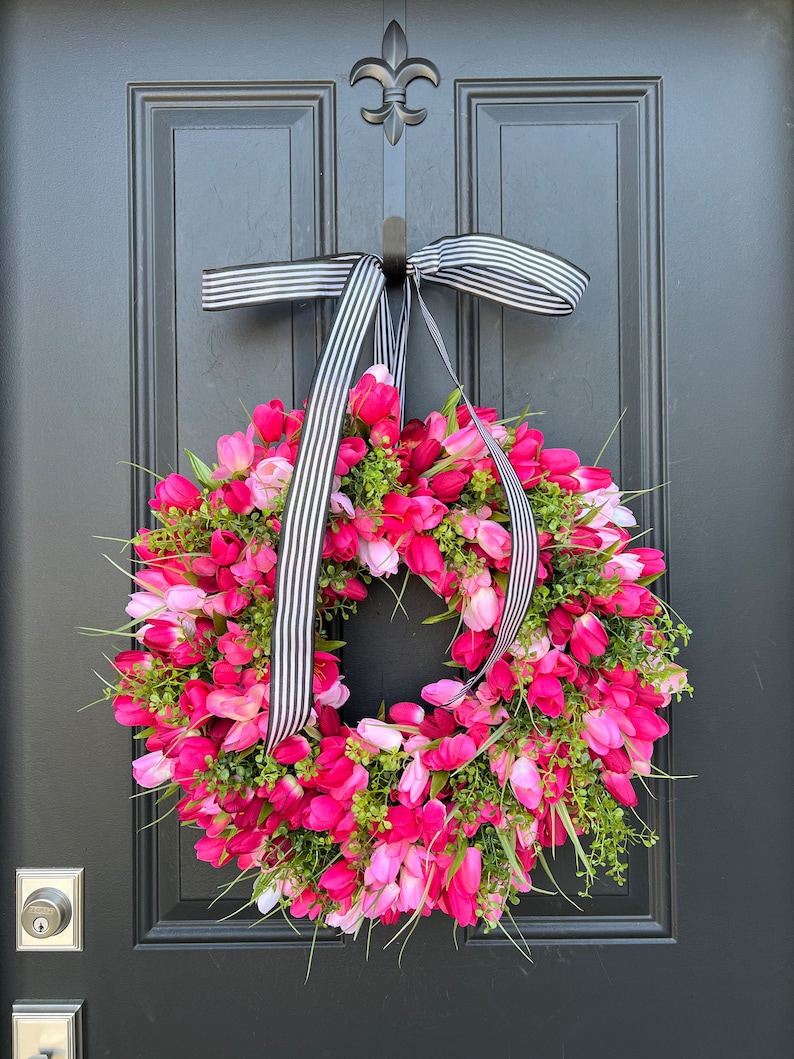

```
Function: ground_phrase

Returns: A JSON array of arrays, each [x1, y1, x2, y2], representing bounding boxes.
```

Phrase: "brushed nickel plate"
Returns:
[[16, 869, 84, 952]]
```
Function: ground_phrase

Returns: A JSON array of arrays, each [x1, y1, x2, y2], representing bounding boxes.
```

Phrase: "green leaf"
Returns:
[[440, 388, 462, 424], [315, 638, 346, 651], [429, 770, 450, 799], [495, 827, 525, 879], [447, 831, 470, 882], [637, 572, 663, 587], [185, 448, 215, 489], [422, 608, 458, 626]]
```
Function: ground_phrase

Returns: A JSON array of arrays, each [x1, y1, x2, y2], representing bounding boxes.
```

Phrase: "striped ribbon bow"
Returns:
[[203, 235, 589, 753]]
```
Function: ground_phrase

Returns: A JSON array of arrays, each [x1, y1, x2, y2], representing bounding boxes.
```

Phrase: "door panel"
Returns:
[[4, 0, 792, 1055]]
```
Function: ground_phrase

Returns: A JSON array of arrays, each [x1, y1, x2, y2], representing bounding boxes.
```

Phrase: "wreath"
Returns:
[[107, 365, 689, 940]]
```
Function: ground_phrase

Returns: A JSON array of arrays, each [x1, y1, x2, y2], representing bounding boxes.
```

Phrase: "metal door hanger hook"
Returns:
[[382, 215, 406, 284]]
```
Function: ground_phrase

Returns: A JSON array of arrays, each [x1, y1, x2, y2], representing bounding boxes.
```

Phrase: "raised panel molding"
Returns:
[[457, 79, 673, 943], [130, 83, 339, 946]]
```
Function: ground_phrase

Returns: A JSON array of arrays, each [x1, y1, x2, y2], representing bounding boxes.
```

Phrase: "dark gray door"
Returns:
[[4, 1, 791, 1055]]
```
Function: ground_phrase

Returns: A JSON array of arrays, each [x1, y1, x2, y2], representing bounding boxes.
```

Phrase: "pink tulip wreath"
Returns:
[[108, 366, 690, 938]]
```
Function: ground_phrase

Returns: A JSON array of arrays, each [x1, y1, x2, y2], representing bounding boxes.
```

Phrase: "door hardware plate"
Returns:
[[16, 869, 84, 952], [12, 1000, 83, 1059]]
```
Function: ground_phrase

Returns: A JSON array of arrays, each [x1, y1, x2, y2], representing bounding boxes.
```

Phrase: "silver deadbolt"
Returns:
[[21, 887, 72, 939]]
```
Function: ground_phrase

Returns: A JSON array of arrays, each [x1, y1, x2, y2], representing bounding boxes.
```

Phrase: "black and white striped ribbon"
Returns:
[[202, 235, 588, 752]]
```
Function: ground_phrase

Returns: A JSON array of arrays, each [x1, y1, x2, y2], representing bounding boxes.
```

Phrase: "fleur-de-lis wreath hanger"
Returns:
[[350, 20, 440, 145]]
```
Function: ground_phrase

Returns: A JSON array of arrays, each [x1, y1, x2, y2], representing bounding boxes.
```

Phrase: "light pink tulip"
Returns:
[[582, 708, 624, 756], [126, 591, 166, 622], [357, 719, 403, 751], [357, 537, 399, 577], [461, 583, 500, 632], [163, 585, 207, 614], [212, 426, 256, 479], [206, 683, 266, 722], [397, 754, 430, 807], [476, 520, 512, 560], [132, 750, 173, 788], [246, 456, 293, 509], [510, 756, 542, 809]]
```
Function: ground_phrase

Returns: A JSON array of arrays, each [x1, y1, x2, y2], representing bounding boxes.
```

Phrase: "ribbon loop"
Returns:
[[202, 236, 589, 753]]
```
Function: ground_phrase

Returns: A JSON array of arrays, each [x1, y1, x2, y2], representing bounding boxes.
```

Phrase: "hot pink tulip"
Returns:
[[570, 612, 609, 664], [269, 775, 304, 815], [405, 535, 445, 581], [451, 629, 494, 670], [305, 794, 346, 832], [602, 770, 638, 807], [252, 398, 285, 443], [572, 465, 614, 492], [430, 470, 468, 503], [423, 733, 477, 771], [219, 480, 255, 514], [271, 734, 311, 764], [388, 701, 425, 726], [211, 529, 244, 566], [113, 694, 150, 727], [348, 368, 400, 425], [320, 860, 358, 901], [443, 847, 482, 926], [150, 473, 202, 512]]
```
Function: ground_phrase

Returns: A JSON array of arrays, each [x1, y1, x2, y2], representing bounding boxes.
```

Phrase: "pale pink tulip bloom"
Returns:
[[476, 520, 511, 560], [163, 584, 207, 614], [246, 456, 293, 509], [206, 683, 266, 723], [444, 424, 487, 460], [329, 491, 355, 517], [461, 583, 500, 631], [126, 591, 166, 621], [365, 842, 405, 888], [132, 750, 173, 788], [326, 899, 366, 933], [363, 364, 393, 386], [512, 630, 551, 663], [212, 426, 256, 479], [363, 882, 401, 919], [602, 553, 644, 582], [397, 754, 430, 807], [315, 678, 350, 710], [582, 709, 624, 757], [421, 679, 466, 707], [357, 719, 403, 751], [510, 756, 543, 810], [255, 885, 282, 915], [357, 537, 399, 577], [581, 484, 636, 527]]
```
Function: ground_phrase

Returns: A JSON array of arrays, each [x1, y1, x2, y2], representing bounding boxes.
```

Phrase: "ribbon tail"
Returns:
[[266, 256, 386, 753], [411, 276, 538, 694]]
